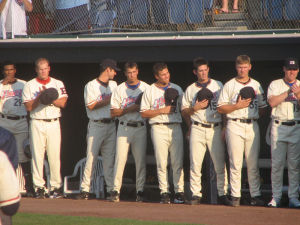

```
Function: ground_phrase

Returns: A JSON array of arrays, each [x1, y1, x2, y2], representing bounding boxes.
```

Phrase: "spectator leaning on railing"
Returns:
[[0, 0, 33, 39]]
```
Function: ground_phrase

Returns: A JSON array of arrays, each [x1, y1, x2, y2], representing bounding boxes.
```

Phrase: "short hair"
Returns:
[[236, 55, 251, 65], [153, 62, 168, 75], [193, 57, 209, 70], [35, 58, 50, 68], [124, 62, 138, 71], [2, 61, 16, 70]]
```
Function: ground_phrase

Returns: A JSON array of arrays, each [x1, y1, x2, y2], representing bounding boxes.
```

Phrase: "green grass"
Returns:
[[14, 213, 200, 225]]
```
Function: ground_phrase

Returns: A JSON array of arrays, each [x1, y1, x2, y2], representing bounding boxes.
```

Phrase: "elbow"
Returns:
[[217, 107, 223, 114], [110, 110, 118, 118], [140, 112, 147, 118]]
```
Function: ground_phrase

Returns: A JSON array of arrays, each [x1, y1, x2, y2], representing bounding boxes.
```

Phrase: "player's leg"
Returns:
[[189, 124, 207, 199], [151, 125, 171, 195], [169, 124, 184, 203], [131, 126, 147, 198], [112, 125, 131, 195], [81, 121, 106, 193], [30, 120, 47, 190], [46, 120, 62, 191]]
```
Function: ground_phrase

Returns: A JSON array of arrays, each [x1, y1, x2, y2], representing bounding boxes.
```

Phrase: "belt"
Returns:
[[120, 121, 145, 127], [35, 118, 58, 122], [1, 114, 26, 120], [193, 121, 219, 128], [93, 118, 114, 124], [231, 118, 257, 124], [151, 122, 180, 126], [275, 120, 300, 126]]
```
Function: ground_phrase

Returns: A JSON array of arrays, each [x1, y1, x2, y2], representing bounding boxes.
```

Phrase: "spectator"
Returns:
[[220, 0, 239, 13], [0, 0, 33, 38], [55, 0, 89, 32]]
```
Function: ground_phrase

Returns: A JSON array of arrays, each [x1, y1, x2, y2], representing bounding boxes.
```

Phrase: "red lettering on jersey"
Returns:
[[60, 87, 67, 95]]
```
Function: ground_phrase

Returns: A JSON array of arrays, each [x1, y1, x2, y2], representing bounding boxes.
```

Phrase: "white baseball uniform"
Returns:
[[22, 77, 68, 190], [0, 79, 28, 163], [140, 83, 184, 194], [182, 79, 228, 197], [81, 79, 117, 193], [0, 151, 20, 208], [110, 81, 150, 194], [218, 78, 267, 198], [267, 78, 300, 199]]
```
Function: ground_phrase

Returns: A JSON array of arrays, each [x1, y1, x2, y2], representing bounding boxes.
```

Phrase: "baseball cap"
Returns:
[[100, 59, 121, 71], [284, 58, 299, 70]]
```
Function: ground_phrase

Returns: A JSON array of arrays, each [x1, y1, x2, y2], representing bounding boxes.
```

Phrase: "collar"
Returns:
[[235, 77, 251, 85], [196, 79, 211, 88], [36, 77, 51, 85], [126, 81, 140, 90], [155, 82, 170, 91], [97, 79, 109, 87], [283, 78, 296, 87]]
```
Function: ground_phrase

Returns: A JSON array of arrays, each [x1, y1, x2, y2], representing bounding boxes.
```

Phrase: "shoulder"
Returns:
[[210, 79, 223, 88], [140, 81, 150, 87], [170, 83, 183, 92], [16, 78, 27, 84]]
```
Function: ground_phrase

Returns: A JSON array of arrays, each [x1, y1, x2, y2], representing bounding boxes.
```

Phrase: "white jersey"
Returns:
[[84, 79, 117, 120], [218, 77, 267, 119], [140, 82, 183, 124], [111, 81, 149, 122], [0, 79, 27, 116], [22, 77, 68, 119], [268, 78, 300, 121], [0, 0, 31, 37], [182, 79, 223, 123]]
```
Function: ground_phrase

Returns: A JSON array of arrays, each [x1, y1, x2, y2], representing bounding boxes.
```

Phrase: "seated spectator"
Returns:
[[0, 0, 33, 39], [55, 0, 90, 33]]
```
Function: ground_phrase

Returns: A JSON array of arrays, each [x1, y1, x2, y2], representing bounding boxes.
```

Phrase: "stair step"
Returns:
[[214, 20, 249, 27], [196, 26, 248, 31], [214, 12, 247, 21]]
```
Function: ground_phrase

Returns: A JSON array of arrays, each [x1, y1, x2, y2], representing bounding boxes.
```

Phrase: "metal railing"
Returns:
[[1, 0, 300, 38]]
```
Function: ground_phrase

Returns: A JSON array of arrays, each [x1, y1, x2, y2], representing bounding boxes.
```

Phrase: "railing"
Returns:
[[1, 0, 300, 39]]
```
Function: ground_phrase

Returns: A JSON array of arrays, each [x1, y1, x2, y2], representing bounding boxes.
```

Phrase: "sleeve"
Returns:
[[257, 84, 267, 108], [110, 87, 121, 109], [217, 83, 230, 107], [84, 83, 97, 106], [267, 81, 277, 99], [22, 82, 33, 103], [181, 87, 192, 110], [140, 87, 151, 112], [177, 86, 184, 111]]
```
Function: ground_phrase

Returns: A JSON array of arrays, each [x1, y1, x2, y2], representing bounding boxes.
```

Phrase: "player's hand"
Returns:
[[160, 105, 174, 114], [291, 84, 300, 99], [193, 99, 209, 111], [235, 96, 251, 109]]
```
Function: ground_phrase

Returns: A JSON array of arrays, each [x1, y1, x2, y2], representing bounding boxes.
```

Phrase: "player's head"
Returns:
[[99, 59, 120, 80], [35, 58, 50, 80], [193, 57, 210, 83], [235, 55, 252, 78], [283, 57, 299, 83], [124, 62, 139, 83], [153, 62, 170, 85], [2, 61, 16, 78]]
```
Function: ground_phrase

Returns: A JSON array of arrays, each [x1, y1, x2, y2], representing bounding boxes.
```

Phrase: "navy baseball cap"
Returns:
[[100, 59, 121, 71], [284, 58, 299, 70]]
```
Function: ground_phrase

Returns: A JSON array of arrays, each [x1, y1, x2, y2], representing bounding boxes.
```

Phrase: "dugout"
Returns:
[[1, 31, 300, 202]]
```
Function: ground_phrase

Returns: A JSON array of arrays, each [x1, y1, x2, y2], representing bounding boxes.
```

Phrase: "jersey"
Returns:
[[111, 81, 149, 122], [0, 126, 17, 170], [140, 82, 183, 124], [0, 79, 27, 116], [182, 79, 223, 123], [267, 78, 300, 121], [217, 78, 267, 119], [22, 77, 68, 119], [84, 79, 117, 120]]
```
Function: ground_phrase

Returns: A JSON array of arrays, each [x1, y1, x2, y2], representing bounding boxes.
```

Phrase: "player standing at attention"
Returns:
[[140, 62, 185, 204], [22, 58, 68, 199], [110, 62, 150, 202], [267, 58, 300, 208], [181, 58, 230, 205], [217, 55, 267, 207], [77, 59, 119, 200]]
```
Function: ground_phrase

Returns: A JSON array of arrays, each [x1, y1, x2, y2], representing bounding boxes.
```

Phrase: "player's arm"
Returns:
[[52, 96, 68, 109], [24, 95, 42, 112], [140, 106, 173, 118], [87, 96, 111, 111], [22, 0, 33, 12], [217, 96, 251, 114], [268, 91, 289, 108], [0, 0, 7, 13], [111, 104, 139, 118]]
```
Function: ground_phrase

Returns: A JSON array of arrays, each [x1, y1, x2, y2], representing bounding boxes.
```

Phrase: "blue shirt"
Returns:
[[56, 0, 89, 10], [0, 127, 18, 170]]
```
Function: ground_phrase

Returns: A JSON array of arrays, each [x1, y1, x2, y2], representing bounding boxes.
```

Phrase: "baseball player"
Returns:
[[0, 61, 34, 197], [22, 58, 68, 199], [267, 58, 300, 208], [110, 62, 150, 202], [0, 151, 21, 225], [181, 58, 229, 205], [140, 62, 184, 204], [217, 55, 267, 207], [78, 59, 119, 200]]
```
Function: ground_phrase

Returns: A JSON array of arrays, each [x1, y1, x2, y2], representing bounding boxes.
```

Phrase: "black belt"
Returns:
[[193, 121, 219, 128], [35, 118, 58, 122], [1, 114, 26, 120], [120, 121, 144, 127], [152, 122, 180, 125], [275, 120, 300, 126], [231, 118, 257, 124], [93, 118, 114, 124]]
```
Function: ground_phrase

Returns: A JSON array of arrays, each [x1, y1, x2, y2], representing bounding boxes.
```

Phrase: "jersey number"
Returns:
[[249, 101, 258, 110], [209, 102, 217, 111], [14, 98, 22, 106]]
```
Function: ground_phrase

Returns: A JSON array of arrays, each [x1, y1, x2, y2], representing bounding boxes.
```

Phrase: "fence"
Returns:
[[1, 0, 300, 38]]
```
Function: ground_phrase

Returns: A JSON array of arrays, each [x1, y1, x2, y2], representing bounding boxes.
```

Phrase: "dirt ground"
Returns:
[[19, 198, 300, 225]]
